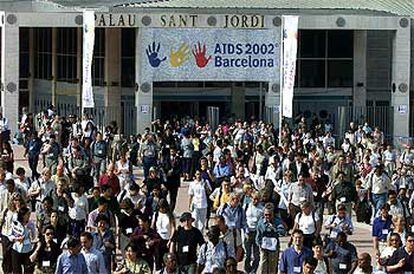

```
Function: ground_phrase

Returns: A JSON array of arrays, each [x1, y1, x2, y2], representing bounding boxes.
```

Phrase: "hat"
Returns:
[[180, 212, 195, 222]]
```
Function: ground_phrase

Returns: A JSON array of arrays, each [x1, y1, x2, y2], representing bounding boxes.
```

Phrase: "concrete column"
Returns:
[[231, 83, 245, 119], [353, 30, 367, 107], [28, 27, 34, 112], [391, 24, 411, 140], [104, 28, 122, 128], [76, 27, 82, 108], [51, 27, 57, 106], [135, 28, 153, 133], [1, 20, 19, 134]]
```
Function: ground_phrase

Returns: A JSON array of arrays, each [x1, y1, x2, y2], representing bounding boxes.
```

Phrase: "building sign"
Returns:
[[139, 28, 280, 82], [95, 13, 270, 28]]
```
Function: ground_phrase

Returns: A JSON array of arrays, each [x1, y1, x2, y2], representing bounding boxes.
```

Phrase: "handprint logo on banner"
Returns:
[[146, 42, 167, 68], [192, 42, 211, 68], [170, 43, 190, 67]]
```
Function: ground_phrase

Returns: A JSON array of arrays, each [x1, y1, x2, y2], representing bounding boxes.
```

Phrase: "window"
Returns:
[[19, 28, 30, 79], [121, 28, 135, 87], [92, 28, 105, 86], [34, 28, 52, 79], [297, 30, 353, 88], [57, 28, 78, 82]]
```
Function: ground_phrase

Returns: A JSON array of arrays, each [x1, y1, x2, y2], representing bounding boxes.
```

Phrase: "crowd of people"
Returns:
[[0, 107, 413, 274]]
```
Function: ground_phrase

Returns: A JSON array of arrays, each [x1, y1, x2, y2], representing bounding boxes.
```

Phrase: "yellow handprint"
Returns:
[[170, 43, 190, 67]]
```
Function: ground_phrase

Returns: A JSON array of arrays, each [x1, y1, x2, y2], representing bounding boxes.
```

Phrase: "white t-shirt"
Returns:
[[295, 212, 319, 235], [188, 180, 209, 209], [155, 212, 172, 240]]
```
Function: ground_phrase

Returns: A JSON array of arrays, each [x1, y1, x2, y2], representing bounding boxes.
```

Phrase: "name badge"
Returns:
[[293, 266, 301, 273], [58, 206, 65, 212], [42, 261, 51, 267], [227, 220, 236, 228], [126, 228, 133, 234], [53, 238, 58, 243], [261, 236, 278, 251], [330, 231, 338, 239], [48, 153, 54, 157], [97, 149, 103, 154], [313, 192, 318, 197], [183, 245, 189, 253], [340, 197, 346, 202], [339, 263, 347, 270], [382, 229, 389, 235]]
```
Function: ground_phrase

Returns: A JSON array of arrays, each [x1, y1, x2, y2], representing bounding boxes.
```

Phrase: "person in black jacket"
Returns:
[[163, 146, 182, 211], [24, 131, 42, 179]]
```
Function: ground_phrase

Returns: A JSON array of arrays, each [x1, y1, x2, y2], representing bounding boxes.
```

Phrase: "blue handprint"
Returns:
[[146, 42, 167, 68]]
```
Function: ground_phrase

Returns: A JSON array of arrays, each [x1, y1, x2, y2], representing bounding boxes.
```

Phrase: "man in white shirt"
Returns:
[[364, 165, 393, 216], [80, 232, 107, 274]]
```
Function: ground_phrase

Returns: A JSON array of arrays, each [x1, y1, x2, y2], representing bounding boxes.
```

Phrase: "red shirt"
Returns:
[[99, 173, 120, 196]]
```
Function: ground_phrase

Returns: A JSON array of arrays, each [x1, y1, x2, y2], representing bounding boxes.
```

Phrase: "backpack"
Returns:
[[297, 211, 318, 232]]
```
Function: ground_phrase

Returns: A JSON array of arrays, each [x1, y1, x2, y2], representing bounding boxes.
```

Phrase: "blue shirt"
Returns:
[[279, 246, 312, 274], [372, 215, 392, 241], [55, 251, 88, 274]]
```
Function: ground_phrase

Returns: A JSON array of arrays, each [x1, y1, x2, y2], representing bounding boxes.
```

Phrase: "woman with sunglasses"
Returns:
[[378, 232, 402, 269], [29, 225, 60, 274]]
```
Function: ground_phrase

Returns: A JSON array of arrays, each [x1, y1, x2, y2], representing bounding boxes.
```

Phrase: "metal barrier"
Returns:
[[33, 102, 137, 136], [336, 106, 394, 142]]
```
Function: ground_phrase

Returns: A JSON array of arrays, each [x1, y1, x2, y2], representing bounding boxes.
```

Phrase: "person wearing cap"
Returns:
[[256, 203, 286, 274], [372, 203, 393, 256], [196, 225, 234, 274], [41, 134, 60, 174], [325, 232, 358, 274], [170, 212, 205, 273], [324, 204, 354, 242], [364, 164, 393, 216]]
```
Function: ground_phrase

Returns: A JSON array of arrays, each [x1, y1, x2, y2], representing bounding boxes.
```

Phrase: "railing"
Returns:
[[336, 106, 394, 142], [33, 101, 137, 136]]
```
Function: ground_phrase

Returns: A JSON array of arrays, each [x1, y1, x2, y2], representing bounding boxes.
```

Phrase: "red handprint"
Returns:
[[192, 42, 212, 68]]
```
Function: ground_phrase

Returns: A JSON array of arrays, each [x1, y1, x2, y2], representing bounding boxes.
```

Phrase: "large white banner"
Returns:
[[281, 16, 299, 118], [82, 11, 95, 108], [139, 28, 280, 82]]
